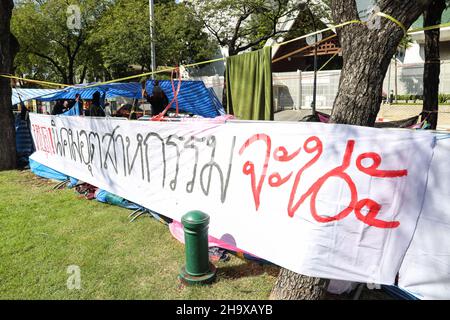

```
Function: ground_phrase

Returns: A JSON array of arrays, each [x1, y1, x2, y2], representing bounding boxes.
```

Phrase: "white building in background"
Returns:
[[186, 0, 450, 108], [384, 13, 450, 96]]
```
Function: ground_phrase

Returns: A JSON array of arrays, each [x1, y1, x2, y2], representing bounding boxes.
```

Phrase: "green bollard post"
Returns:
[[179, 210, 216, 285]]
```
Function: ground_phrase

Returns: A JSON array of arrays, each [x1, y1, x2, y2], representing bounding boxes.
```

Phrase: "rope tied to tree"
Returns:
[[2, 12, 449, 90]]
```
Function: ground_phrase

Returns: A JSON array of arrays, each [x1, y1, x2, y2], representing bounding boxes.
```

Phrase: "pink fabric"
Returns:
[[318, 113, 330, 123], [169, 220, 249, 253], [409, 121, 425, 129], [181, 114, 235, 123]]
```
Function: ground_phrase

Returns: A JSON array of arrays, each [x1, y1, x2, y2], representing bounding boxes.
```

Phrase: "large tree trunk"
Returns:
[[422, 0, 446, 130], [68, 60, 75, 85], [0, 0, 19, 171], [270, 269, 328, 300], [330, 0, 428, 126], [271, 0, 429, 300]]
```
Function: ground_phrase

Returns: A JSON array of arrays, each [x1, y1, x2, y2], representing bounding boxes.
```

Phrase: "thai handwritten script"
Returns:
[[239, 134, 407, 229], [31, 122, 236, 203]]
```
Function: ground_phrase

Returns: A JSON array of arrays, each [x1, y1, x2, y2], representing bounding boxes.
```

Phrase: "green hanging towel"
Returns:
[[226, 47, 274, 121]]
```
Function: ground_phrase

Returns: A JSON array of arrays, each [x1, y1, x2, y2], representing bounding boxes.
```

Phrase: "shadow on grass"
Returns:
[[217, 260, 280, 280]]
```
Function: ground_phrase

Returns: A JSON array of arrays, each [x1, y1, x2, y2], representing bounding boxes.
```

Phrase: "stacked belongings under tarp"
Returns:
[[301, 111, 430, 129], [29, 157, 265, 264], [141, 68, 225, 121], [15, 102, 34, 168], [34, 69, 226, 121], [26, 75, 259, 264]]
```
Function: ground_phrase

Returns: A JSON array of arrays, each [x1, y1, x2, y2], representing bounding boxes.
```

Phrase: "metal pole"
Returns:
[[149, 0, 156, 79], [308, 7, 318, 117], [297, 69, 302, 110], [313, 33, 318, 117], [394, 55, 398, 103], [387, 60, 391, 103]]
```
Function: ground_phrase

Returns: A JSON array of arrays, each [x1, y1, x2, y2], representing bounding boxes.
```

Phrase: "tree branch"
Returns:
[[236, 29, 288, 53], [203, 21, 227, 46], [30, 51, 67, 82], [71, 30, 85, 61], [230, 12, 252, 49]]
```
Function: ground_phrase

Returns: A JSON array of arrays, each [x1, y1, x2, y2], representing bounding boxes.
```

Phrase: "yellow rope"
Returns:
[[274, 20, 364, 48], [410, 21, 450, 33], [0, 74, 71, 88], [375, 12, 407, 34], [319, 52, 339, 71], [3, 12, 450, 89], [272, 34, 337, 63], [66, 57, 227, 89], [80, 67, 176, 89]]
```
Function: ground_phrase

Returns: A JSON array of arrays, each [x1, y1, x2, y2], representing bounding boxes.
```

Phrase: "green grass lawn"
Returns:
[[0, 170, 279, 299]]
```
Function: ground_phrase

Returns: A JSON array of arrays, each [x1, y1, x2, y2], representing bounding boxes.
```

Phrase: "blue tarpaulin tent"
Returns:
[[37, 82, 143, 100], [14, 80, 225, 118], [145, 80, 224, 118], [12, 88, 61, 106], [39, 80, 225, 118]]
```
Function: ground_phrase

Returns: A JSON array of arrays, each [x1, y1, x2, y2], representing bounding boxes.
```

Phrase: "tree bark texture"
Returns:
[[271, 0, 430, 301], [0, 0, 19, 170], [422, 0, 446, 130], [330, 0, 430, 126], [270, 268, 328, 300]]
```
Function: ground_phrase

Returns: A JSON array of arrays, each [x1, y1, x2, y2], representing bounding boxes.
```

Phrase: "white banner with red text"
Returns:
[[29, 113, 435, 285]]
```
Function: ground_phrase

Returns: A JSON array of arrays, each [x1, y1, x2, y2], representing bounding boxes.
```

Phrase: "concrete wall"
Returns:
[[383, 40, 450, 96], [383, 60, 450, 96], [273, 70, 340, 110], [193, 70, 341, 110]]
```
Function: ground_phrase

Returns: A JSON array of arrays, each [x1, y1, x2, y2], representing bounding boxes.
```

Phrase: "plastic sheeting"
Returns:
[[15, 118, 33, 156], [95, 189, 141, 210], [34, 80, 225, 118], [37, 82, 143, 101], [12, 88, 61, 106], [62, 101, 81, 116], [29, 158, 68, 181], [145, 80, 225, 118]]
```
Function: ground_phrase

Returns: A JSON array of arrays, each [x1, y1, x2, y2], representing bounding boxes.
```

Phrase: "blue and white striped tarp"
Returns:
[[21, 80, 225, 118], [12, 88, 61, 105], [37, 82, 142, 100], [145, 80, 225, 118]]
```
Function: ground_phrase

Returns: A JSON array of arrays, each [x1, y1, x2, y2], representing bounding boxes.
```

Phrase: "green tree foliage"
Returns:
[[12, 0, 110, 85], [89, 0, 218, 78], [188, 0, 304, 56], [12, 0, 217, 84]]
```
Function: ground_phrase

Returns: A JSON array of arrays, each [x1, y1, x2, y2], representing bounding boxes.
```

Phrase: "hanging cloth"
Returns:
[[62, 101, 81, 116], [226, 46, 273, 120]]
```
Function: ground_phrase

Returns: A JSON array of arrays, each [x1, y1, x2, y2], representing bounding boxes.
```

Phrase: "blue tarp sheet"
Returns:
[[145, 80, 224, 118], [35, 80, 225, 118], [12, 88, 61, 106], [37, 82, 142, 100], [96, 189, 141, 210], [15, 118, 34, 156], [29, 158, 139, 209], [29, 158, 68, 181], [62, 101, 81, 116]]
